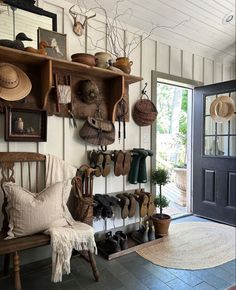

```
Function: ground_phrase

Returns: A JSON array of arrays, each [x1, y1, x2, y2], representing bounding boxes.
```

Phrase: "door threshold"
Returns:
[[171, 212, 193, 220]]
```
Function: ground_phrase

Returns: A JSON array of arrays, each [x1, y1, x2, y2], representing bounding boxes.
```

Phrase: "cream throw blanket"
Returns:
[[45, 155, 97, 283]]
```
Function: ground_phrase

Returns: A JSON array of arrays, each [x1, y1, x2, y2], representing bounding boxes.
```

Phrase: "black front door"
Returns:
[[193, 80, 236, 226]]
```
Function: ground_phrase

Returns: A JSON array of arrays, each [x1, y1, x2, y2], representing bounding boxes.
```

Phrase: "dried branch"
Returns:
[[74, 0, 191, 59]]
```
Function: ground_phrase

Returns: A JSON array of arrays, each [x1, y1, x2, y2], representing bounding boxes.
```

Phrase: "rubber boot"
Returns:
[[137, 149, 153, 183], [128, 149, 148, 184]]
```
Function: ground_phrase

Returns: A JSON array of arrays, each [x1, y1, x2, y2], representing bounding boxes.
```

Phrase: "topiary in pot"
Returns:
[[151, 168, 171, 236]]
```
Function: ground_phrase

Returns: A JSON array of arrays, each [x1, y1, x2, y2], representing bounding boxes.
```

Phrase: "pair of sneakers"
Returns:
[[131, 221, 155, 244], [102, 231, 128, 254], [116, 193, 136, 219], [90, 150, 112, 177], [113, 150, 131, 176], [134, 189, 155, 217]]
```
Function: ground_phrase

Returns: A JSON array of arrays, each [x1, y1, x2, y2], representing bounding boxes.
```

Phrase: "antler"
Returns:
[[69, 5, 79, 24], [83, 13, 96, 27]]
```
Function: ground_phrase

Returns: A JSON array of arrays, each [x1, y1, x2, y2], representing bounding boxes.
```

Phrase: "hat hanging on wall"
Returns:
[[0, 63, 32, 101], [77, 79, 99, 104], [210, 95, 235, 123]]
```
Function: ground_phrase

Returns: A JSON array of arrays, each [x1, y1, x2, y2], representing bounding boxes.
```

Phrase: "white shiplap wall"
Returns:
[[0, 0, 235, 265]]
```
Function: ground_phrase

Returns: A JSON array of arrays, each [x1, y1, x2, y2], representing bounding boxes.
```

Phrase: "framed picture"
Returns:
[[5, 108, 47, 142], [38, 27, 66, 60]]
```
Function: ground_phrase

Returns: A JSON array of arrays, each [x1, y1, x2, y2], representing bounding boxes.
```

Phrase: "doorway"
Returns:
[[151, 71, 202, 218]]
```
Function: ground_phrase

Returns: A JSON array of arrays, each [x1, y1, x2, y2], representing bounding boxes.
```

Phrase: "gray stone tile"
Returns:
[[177, 271, 203, 287], [220, 260, 236, 276], [192, 270, 232, 290], [106, 260, 128, 276], [193, 282, 217, 290], [144, 264, 176, 283], [142, 273, 173, 290], [207, 267, 236, 284], [116, 272, 149, 290], [167, 277, 193, 290], [57, 279, 83, 290]]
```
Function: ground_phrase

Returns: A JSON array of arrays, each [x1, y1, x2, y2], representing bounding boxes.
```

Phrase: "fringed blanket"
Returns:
[[46, 221, 97, 282]]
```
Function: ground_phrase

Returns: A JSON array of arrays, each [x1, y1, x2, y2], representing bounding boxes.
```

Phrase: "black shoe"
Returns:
[[115, 231, 128, 250], [102, 231, 121, 254]]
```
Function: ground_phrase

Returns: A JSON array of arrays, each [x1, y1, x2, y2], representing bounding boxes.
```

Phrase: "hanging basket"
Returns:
[[132, 95, 158, 126]]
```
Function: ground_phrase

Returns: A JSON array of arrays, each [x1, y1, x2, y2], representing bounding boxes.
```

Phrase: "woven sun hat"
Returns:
[[210, 95, 235, 123], [0, 63, 32, 101]]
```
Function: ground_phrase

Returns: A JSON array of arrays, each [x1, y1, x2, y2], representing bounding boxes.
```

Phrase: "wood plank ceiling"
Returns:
[[69, 0, 236, 61]]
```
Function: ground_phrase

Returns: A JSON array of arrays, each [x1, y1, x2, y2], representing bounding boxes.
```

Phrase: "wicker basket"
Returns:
[[132, 98, 158, 126]]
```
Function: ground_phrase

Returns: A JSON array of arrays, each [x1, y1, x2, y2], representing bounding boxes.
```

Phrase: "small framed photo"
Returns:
[[38, 27, 66, 60], [5, 108, 47, 142]]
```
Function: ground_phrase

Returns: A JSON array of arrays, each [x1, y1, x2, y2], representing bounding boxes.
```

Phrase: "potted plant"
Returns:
[[151, 168, 171, 236]]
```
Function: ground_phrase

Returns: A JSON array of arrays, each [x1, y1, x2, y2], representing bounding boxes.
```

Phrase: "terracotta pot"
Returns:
[[71, 53, 96, 66], [151, 214, 171, 236], [95, 52, 112, 68], [113, 57, 133, 74]]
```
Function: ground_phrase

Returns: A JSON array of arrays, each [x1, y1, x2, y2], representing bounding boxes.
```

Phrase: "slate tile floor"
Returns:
[[0, 216, 235, 290]]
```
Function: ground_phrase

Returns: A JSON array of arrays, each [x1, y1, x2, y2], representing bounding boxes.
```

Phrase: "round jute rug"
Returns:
[[137, 222, 236, 269]]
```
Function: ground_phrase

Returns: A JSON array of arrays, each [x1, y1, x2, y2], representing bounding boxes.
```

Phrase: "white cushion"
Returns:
[[3, 180, 73, 239]]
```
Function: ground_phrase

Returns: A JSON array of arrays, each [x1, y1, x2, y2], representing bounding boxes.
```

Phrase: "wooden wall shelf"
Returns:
[[0, 46, 142, 122]]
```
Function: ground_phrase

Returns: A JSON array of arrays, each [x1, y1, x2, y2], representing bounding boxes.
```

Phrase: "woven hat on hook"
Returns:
[[0, 63, 32, 101], [210, 95, 235, 123]]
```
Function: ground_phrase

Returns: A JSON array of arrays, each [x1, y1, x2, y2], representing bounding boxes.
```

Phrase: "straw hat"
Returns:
[[210, 96, 235, 123], [0, 63, 32, 101]]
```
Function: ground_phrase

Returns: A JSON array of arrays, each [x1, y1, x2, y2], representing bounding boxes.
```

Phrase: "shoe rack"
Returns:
[[0, 46, 142, 122], [97, 231, 163, 260]]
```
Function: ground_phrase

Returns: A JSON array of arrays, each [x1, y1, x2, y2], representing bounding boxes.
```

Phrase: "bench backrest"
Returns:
[[0, 152, 46, 235]]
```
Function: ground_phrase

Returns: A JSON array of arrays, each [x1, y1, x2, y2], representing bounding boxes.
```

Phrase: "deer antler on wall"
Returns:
[[69, 4, 96, 36]]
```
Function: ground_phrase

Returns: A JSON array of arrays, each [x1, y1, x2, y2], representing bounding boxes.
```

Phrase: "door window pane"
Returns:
[[216, 136, 228, 156], [217, 122, 228, 135], [229, 136, 236, 156], [230, 116, 236, 134], [205, 116, 215, 135], [205, 95, 216, 115], [204, 136, 215, 155]]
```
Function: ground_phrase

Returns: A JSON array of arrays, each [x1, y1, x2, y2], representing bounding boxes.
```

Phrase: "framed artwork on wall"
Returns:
[[38, 27, 66, 60], [5, 108, 47, 142]]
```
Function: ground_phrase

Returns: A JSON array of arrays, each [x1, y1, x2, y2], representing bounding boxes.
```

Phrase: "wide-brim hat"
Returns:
[[210, 95, 235, 123], [0, 63, 32, 101]]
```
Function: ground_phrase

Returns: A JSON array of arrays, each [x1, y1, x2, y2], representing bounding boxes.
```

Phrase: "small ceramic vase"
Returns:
[[15, 117, 24, 132], [113, 57, 133, 74], [95, 52, 112, 69]]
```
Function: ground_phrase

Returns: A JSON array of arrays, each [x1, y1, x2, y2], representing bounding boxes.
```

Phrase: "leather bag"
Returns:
[[79, 116, 115, 146]]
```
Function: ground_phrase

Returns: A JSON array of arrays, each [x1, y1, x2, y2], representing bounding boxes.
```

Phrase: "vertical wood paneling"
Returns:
[[0, 114, 8, 151], [170, 47, 182, 77], [183, 50, 193, 79], [223, 64, 231, 81], [43, 116, 64, 158], [193, 55, 204, 82], [204, 58, 214, 85], [214, 62, 223, 83], [156, 42, 170, 74]]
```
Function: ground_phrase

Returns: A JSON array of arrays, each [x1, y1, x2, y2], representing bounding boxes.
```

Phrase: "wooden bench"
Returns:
[[0, 152, 99, 290]]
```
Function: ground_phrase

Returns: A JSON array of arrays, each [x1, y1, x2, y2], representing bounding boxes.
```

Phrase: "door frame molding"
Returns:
[[151, 70, 203, 212]]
